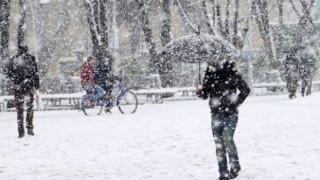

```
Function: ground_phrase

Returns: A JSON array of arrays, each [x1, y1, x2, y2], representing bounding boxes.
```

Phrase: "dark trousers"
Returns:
[[14, 89, 35, 129], [211, 113, 239, 175], [301, 78, 312, 96], [286, 79, 298, 97]]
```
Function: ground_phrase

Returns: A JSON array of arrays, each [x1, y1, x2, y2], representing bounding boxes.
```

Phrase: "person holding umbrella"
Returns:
[[196, 58, 250, 180]]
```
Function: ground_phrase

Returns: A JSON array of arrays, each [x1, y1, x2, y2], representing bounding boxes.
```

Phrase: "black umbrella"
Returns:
[[159, 34, 240, 83]]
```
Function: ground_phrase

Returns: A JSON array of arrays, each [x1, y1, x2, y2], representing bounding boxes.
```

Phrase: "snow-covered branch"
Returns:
[[176, 0, 198, 34]]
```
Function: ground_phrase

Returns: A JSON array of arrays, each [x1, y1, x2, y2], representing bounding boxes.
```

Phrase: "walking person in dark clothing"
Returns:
[[196, 59, 250, 180], [284, 51, 299, 99], [299, 54, 316, 97], [5, 46, 40, 138]]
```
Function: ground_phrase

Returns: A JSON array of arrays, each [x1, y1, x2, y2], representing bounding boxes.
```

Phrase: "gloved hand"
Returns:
[[196, 84, 203, 93]]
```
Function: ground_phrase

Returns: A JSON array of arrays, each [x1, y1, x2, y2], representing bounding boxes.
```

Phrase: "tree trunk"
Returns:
[[36, 2, 70, 76], [85, 0, 100, 59], [224, 0, 230, 41], [85, 0, 111, 70], [136, 0, 158, 74], [161, 0, 172, 46], [232, 0, 240, 49], [99, 0, 109, 62], [0, 0, 10, 60], [201, 1, 214, 35], [212, 0, 215, 30], [276, 0, 284, 52], [253, 0, 277, 67], [18, 0, 27, 48], [176, 0, 198, 34], [160, 0, 173, 87], [216, 3, 224, 37], [128, 1, 140, 59]]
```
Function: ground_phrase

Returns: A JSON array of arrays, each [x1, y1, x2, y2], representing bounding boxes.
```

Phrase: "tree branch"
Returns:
[[216, 2, 224, 37], [161, 0, 172, 46], [307, 0, 316, 11], [211, 0, 215, 29], [224, 0, 230, 40], [136, 0, 159, 73], [176, 0, 198, 34], [232, 0, 240, 48], [289, 0, 302, 18], [201, 0, 215, 35], [100, 0, 108, 48]]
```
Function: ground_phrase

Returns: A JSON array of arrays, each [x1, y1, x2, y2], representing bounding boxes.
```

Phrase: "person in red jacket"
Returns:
[[80, 57, 105, 107]]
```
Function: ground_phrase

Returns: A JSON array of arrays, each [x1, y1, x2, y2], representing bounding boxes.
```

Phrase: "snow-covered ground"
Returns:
[[0, 93, 320, 180]]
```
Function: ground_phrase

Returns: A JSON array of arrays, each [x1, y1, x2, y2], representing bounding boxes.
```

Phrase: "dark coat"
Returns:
[[94, 62, 110, 88], [197, 61, 250, 115], [5, 51, 40, 91], [284, 54, 299, 81], [299, 55, 316, 80]]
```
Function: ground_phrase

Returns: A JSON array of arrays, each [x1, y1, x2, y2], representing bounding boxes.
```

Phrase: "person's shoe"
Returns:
[[218, 173, 229, 180], [104, 106, 112, 113], [27, 128, 34, 136], [289, 94, 296, 99], [229, 164, 241, 179], [18, 127, 25, 138]]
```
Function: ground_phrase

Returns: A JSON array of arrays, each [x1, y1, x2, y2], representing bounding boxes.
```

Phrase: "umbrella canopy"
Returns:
[[159, 34, 240, 64]]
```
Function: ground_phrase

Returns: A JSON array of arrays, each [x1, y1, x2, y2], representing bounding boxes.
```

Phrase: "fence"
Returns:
[[1, 81, 320, 112]]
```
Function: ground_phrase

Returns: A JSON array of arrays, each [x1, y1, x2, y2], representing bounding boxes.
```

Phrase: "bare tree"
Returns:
[[34, 2, 71, 76], [0, 0, 10, 95], [124, 1, 141, 60], [84, 0, 112, 69], [201, 1, 215, 35], [201, 0, 249, 51], [289, 0, 316, 44], [159, 0, 173, 87], [17, 0, 27, 48], [176, 0, 198, 34], [161, 0, 172, 47], [135, 0, 158, 74], [252, 0, 277, 67], [0, 0, 10, 61], [274, 0, 284, 53]]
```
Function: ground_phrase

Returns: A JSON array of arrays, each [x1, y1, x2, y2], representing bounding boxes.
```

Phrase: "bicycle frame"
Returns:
[[84, 80, 125, 105], [108, 83, 128, 107], [80, 80, 138, 115]]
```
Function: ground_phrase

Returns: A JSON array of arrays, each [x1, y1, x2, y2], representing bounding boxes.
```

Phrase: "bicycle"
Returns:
[[80, 79, 138, 116]]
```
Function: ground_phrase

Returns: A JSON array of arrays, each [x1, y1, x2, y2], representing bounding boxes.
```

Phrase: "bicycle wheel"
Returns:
[[118, 90, 138, 114], [80, 97, 103, 116]]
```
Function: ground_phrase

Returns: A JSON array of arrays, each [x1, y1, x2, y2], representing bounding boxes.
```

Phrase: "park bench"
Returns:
[[1, 82, 320, 111], [133, 88, 178, 104], [253, 83, 286, 95], [40, 93, 82, 109], [176, 87, 197, 97], [0, 93, 83, 112]]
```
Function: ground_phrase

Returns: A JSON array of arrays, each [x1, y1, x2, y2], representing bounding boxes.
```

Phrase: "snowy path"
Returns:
[[0, 93, 320, 180]]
